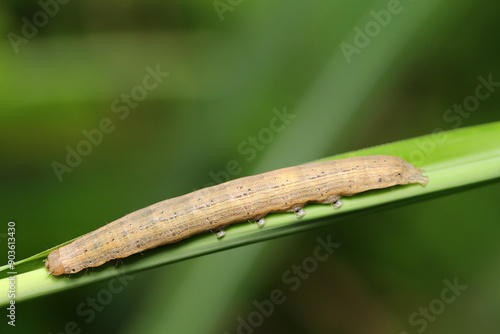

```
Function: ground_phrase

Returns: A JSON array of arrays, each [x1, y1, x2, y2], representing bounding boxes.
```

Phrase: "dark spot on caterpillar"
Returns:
[[378, 178, 382, 182]]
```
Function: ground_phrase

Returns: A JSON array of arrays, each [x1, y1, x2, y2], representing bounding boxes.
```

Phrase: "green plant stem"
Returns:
[[1, 121, 499, 305]]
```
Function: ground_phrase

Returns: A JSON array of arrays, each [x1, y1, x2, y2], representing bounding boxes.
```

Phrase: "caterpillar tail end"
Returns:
[[45, 249, 65, 276], [411, 169, 429, 186], [404, 163, 429, 187]]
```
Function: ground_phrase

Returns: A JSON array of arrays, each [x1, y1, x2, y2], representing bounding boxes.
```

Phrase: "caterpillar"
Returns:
[[45, 155, 428, 275]]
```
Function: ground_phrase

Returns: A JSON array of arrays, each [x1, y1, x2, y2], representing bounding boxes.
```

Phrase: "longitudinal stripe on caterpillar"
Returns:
[[45, 155, 428, 275]]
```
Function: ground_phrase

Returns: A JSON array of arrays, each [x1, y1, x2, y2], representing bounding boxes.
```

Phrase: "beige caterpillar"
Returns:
[[45, 155, 428, 275]]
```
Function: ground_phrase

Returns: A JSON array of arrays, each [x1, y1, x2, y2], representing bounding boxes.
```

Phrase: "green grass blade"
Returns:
[[1, 121, 499, 306]]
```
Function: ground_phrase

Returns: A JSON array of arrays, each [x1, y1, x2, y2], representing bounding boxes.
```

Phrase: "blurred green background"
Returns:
[[1, 0, 500, 333]]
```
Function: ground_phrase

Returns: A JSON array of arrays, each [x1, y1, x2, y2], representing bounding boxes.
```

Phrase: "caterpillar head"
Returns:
[[45, 249, 65, 276]]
